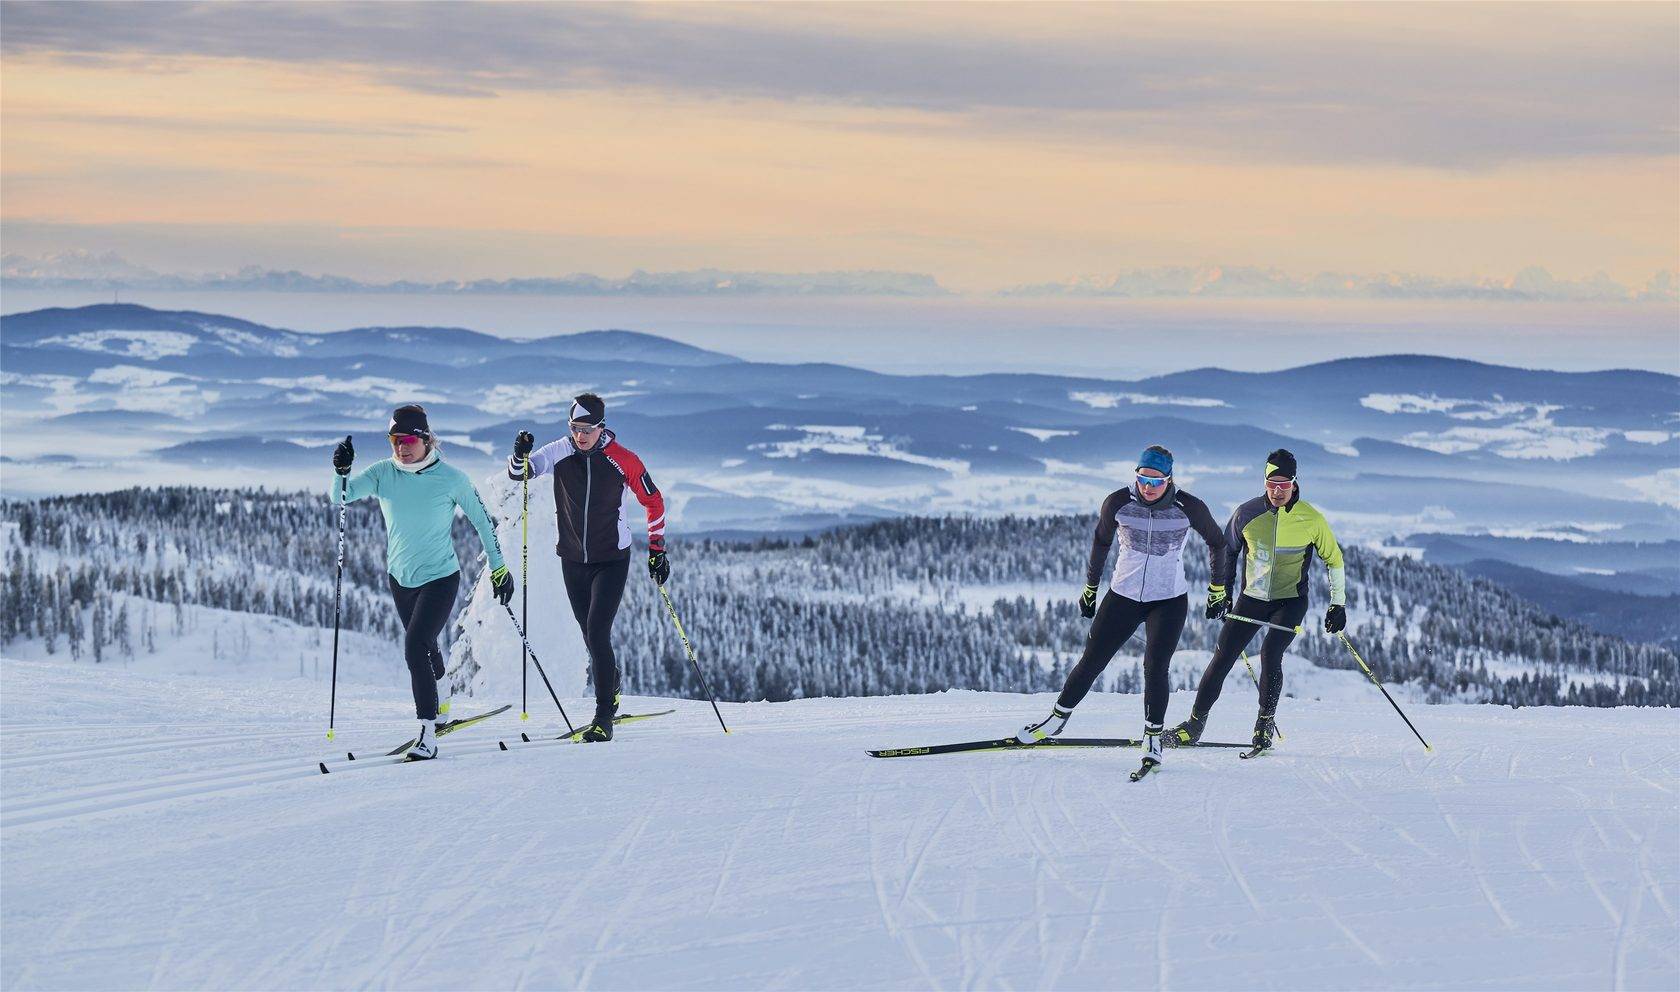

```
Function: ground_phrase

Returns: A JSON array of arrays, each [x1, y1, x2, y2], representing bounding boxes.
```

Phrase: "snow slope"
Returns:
[[1, 660, 1676, 991]]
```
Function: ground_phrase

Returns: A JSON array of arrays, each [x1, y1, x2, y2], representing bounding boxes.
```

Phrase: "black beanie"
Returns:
[[388, 404, 431, 439], [1265, 448, 1297, 479], [569, 393, 606, 426]]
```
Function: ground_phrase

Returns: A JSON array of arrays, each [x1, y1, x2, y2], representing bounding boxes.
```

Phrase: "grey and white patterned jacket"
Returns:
[[1085, 483, 1227, 603]]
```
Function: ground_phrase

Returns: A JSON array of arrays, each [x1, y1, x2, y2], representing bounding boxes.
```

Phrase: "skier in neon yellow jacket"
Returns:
[[1168, 448, 1346, 754]]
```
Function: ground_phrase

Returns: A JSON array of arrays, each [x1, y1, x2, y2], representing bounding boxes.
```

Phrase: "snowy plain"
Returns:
[[2, 656, 1677, 991]]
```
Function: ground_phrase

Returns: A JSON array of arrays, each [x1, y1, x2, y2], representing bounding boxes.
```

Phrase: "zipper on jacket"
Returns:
[[582, 457, 593, 563]]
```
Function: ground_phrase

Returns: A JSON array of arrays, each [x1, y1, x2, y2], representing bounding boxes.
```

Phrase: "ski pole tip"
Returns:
[[521, 712, 529, 721], [326, 729, 335, 741]]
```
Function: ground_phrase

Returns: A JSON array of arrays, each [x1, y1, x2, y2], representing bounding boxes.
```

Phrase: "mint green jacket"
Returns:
[[329, 457, 506, 588]]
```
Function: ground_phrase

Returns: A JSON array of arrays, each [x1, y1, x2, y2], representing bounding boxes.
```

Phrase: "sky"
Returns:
[[2, 1, 1677, 294]]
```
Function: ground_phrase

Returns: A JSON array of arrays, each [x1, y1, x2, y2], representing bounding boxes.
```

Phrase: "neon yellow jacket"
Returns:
[[1216, 490, 1345, 605]]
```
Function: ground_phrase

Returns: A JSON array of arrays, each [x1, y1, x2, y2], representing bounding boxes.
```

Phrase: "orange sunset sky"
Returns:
[[2, 1, 1676, 294]]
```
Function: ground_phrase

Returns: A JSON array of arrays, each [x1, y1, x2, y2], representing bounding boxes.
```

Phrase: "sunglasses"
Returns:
[[389, 434, 424, 446], [1265, 478, 1295, 490], [1135, 473, 1170, 488], [569, 422, 603, 434]]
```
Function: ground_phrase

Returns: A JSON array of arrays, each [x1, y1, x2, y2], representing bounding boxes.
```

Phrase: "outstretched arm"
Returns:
[[330, 462, 384, 503], [508, 437, 575, 481]]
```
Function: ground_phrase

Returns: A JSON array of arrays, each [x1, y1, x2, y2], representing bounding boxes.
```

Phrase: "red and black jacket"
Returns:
[[509, 429, 666, 564]]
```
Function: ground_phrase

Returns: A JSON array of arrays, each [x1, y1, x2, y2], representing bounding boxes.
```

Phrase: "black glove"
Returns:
[[648, 548, 670, 586], [332, 435, 354, 476], [1324, 604, 1347, 634], [1205, 584, 1229, 621], [491, 565, 515, 607], [1078, 584, 1098, 619], [513, 430, 534, 458]]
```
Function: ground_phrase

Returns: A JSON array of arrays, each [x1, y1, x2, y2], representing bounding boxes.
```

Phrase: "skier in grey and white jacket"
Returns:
[[1018, 444, 1227, 778]]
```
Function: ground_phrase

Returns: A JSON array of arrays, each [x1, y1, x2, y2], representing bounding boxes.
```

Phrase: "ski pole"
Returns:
[[1227, 613, 1303, 635], [1336, 630, 1431, 752], [501, 603, 575, 735], [659, 585, 729, 733], [1239, 651, 1283, 742], [520, 474, 529, 723], [327, 457, 349, 740]]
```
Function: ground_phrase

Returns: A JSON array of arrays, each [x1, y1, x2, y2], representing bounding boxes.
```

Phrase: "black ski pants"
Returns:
[[1058, 590, 1188, 727], [388, 571, 460, 721], [562, 556, 630, 722], [1192, 594, 1311, 718]]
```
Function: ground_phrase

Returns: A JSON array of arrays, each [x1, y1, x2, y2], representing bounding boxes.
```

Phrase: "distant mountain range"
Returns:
[[3, 302, 1676, 639]]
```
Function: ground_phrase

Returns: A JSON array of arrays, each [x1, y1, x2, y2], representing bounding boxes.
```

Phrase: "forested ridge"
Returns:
[[4, 488, 1674, 707]]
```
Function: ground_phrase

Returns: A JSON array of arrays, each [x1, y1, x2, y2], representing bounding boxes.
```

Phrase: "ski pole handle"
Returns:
[[1226, 613, 1303, 635]]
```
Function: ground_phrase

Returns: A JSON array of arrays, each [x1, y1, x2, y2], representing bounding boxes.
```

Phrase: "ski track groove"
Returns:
[[861, 787, 944, 992], [1433, 796, 1518, 932], [1310, 892, 1387, 968], [1205, 789, 1261, 915]]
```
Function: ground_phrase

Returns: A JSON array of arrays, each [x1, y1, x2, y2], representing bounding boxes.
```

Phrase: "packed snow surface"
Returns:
[[2, 660, 1676, 991]]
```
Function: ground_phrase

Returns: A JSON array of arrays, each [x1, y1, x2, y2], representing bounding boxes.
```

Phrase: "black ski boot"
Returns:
[[1240, 713, 1276, 759], [1129, 726, 1164, 781], [572, 721, 613, 743], [1167, 710, 1206, 747]]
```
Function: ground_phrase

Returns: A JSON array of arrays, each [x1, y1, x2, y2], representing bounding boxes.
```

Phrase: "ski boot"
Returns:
[[1129, 725, 1164, 781], [406, 720, 439, 761], [1017, 705, 1071, 744], [571, 716, 614, 743], [1240, 712, 1276, 759], [1167, 709, 1206, 747]]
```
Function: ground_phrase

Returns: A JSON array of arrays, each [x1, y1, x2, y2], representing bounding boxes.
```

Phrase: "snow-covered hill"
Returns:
[[1, 660, 1675, 990]]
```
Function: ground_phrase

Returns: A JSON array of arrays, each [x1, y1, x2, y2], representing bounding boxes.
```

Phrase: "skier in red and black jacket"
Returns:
[[508, 393, 667, 742]]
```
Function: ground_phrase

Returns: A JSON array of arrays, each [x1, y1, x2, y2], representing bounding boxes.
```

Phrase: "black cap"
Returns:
[[569, 393, 605, 427], [389, 404, 431, 439], [1265, 448, 1297, 480]]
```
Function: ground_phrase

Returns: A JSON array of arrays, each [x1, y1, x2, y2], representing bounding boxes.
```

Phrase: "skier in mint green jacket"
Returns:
[[330, 404, 513, 760]]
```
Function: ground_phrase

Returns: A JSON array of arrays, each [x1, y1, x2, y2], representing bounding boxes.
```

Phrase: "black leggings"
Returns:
[[562, 557, 630, 719], [388, 571, 460, 721], [1192, 594, 1311, 717], [1058, 591, 1188, 727]]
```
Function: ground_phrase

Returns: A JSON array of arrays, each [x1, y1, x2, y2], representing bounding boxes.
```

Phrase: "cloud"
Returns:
[[4, 2, 1675, 168], [1004, 264, 1680, 303], [0, 250, 949, 297]]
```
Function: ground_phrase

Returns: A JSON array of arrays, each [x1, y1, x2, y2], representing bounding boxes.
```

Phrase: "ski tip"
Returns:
[[520, 732, 531, 743], [346, 752, 354, 761], [499, 740, 508, 751], [318, 762, 329, 775]]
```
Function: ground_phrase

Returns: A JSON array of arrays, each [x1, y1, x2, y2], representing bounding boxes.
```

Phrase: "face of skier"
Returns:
[[570, 421, 604, 451], [1265, 474, 1295, 507], [390, 433, 428, 464]]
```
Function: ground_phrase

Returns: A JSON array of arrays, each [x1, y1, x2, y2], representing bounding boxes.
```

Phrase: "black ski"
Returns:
[[868, 736, 1249, 758], [1129, 758, 1160, 782], [375, 704, 513, 757], [1239, 744, 1272, 760]]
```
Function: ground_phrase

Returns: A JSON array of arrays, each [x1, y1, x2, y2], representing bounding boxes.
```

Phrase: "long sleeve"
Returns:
[[509, 437, 574, 480], [603, 443, 667, 551], [331, 463, 384, 503], [1180, 492, 1228, 583], [1217, 507, 1244, 590], [453, 473, 507, 573], [1084, 489, 1126, 587], [1315, 515, 1346, 606]]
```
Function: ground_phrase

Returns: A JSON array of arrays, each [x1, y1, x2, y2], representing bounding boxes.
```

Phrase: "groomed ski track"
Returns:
[[2, 660, 1676, 990]]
